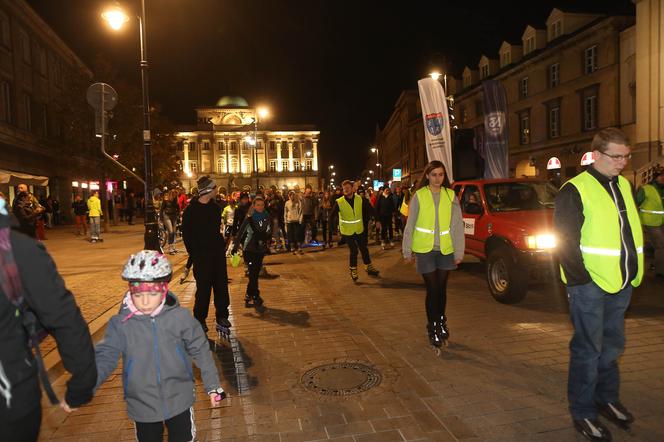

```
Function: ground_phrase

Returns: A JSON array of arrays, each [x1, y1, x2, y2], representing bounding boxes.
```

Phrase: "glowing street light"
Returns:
[[257, 106, 270, 120], [332, 172, 336, 176], [101, 6, 129, 30], [429, 71, 441, 81], [369, 170, 374, 175]]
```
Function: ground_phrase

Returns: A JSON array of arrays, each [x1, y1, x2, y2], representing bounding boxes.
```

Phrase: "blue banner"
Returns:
[[481, 80, 509, 179]]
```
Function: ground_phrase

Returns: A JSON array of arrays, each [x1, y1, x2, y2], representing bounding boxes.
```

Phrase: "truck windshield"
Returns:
[[484, 182, 558, 212]]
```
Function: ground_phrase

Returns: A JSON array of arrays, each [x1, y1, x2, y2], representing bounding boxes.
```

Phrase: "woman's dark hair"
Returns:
[[417, 160, 450, 190]]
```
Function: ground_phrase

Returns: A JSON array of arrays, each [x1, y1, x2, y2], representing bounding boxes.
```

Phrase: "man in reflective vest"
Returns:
[[333, 180, 380, 282], [636, 166, 664, 276], [554, 128, 643, 441]]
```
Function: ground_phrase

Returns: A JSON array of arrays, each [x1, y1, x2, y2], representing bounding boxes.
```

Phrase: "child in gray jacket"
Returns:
[[94, 250, 225, 441]]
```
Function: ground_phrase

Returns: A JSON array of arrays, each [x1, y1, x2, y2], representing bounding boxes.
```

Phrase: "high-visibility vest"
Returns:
[[560, 171, 644, 293], [639, 183, 664, 227], [412, 186, 455, 254], [337, 194, 364, 235]]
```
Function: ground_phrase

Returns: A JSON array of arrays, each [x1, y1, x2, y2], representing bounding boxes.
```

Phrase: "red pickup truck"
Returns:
[[452, 178, 559, 303]]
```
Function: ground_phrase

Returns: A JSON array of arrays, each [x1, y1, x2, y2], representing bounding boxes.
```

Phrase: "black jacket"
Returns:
[[0, 231, 96, 421], [160, 199, 180, 222], [232, 203, 251, 235], [554, 166, 638, 287], [234, 215, 272, 254], [376, 194, 396, 218], [11, 193, 38, 232], [181, 198, 225, 257]]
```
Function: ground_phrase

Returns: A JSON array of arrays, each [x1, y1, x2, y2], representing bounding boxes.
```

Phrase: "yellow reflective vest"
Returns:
[[639, 183, 664, 227], [560, 172, 644, 293], [337, 194, 364, 235], [412, 186, 454, 255]]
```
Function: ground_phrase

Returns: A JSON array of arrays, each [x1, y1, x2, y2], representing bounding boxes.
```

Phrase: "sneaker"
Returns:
[[179, 267, 190, 284], [381, 241, 386, 250], [349, 266, 358, 282], [389, 241, 395, 247], [216, 318, 232, 331], [244, 294, 253, 308], [365, 263, 380, 276], [573, 418, 612, 441], [598, 402, 634, 428]]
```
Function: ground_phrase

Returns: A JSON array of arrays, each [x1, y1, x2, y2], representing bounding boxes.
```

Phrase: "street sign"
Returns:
[[87, 83, 118, 137], [392, 168, 402, 181], [546, 157, 561, 170]]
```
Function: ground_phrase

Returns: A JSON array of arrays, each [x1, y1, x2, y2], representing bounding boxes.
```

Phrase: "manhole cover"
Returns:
[[301, 362, 382, 396]]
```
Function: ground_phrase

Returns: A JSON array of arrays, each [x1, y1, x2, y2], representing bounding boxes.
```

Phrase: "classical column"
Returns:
[[183, 142, 190, 172], [313, 140, 319, 171], [239, 138, 245, 174], [276, 140, 282, 171], [263, 135, 269, 172], [288, 141, 294, 171]]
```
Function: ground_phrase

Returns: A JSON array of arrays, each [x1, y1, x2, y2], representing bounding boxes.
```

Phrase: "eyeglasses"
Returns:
[[599, 151, 632, 161]]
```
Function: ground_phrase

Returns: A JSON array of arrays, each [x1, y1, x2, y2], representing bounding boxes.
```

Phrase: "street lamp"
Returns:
[[370, 146, 381, 179], [251, 106, 270, 184], [102, 1, 159, 250]]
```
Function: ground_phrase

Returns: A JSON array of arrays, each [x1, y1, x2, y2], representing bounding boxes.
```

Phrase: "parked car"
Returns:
[[452, 178, 559, 303]]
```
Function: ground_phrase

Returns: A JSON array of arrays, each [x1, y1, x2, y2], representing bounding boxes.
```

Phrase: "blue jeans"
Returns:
[[566, 281, 632, 420]]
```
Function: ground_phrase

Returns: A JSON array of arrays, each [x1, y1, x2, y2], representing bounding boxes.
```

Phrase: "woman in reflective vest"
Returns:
[[402, 161, 465, 349]]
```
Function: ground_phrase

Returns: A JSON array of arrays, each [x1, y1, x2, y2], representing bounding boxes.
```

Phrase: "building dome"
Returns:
[[216, 96, 249, 107]]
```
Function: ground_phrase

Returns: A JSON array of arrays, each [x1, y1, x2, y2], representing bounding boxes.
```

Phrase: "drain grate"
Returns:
[[301, 362, 382, 396]]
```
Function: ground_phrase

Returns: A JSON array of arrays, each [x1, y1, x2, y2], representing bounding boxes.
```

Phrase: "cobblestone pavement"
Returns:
[[37, 233, 664, 441]]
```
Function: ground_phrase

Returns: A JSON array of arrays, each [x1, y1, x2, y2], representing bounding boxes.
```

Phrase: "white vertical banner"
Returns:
[[418, 78, 453, 182]]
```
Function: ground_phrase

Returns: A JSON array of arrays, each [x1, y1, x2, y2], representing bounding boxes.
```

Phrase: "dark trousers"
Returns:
[[245, 251, 265, 298], [321, 220, 333, 244], [394, 212, 403, 235], [422, 269, 450, 324], [3, 405, 41, 442], [344, 233, 371, 267], [135, 407, 195, 442], [566, 281, 632, 420], [192, 254, 230, 327], [380, 215, 393, 241], [287, 222, 300, 251], [301, 214, 317, 242], [126, 209, 134, 224]]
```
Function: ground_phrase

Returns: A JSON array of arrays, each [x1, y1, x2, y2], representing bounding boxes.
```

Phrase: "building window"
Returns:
[[549, 63, 559, 88], [500, 51, 511, 68], [519, 77, 529, 99], [480, 64, 489, 79], [519, 110, 530, 144], [23, 93, 31, 131], [189, 161, 198, 173], [293, 160, 300, 171], [217, 158, 226, 174], [583, 94, 598, 131], [548, 102, 560, 139], [217, 141, 224, 150], [257, 141, 262, 150], [0, 80, 13, 123], [0, 11, 10, 48], [460, 106, 467, 124], [550, 20, 562, 40], [242, 141, 249, 151], [282, 160, 289, 171], [203, 141, 210, 150], [269, 141, 276, 151], [242, 158, 251, 173], [19, 29, 30, 64], [176, 141, 183, 151], [584, 45, 597, 75], [230, 141, 237, 152], [305, 159, 313, 171], [37, 45, 47, 76], [463, 74, 471, 88], [40, 103, 48, 137], [189, 141, 196, 151], [269, 160, 276, 172], [525, 36, 535, 54], [229, 158, 237, 173]]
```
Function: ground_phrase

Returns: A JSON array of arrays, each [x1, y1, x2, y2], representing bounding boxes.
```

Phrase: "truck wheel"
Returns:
[[486, 248, 528, 304]]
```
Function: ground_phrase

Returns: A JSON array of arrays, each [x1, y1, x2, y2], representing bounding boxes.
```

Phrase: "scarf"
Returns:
[[122, 282, 168, 322]]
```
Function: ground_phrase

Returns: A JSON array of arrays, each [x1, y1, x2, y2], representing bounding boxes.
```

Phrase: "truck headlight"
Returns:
[[525, 234, 556, 249]]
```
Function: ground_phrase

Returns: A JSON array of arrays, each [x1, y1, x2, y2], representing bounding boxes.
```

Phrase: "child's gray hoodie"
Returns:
[[94, 291, 221, 422]]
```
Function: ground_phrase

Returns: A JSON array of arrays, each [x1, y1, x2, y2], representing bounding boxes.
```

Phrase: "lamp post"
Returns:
[[370, 147, 382, 180], [249, 106, 269, 187], [102, 1, 159, 250]]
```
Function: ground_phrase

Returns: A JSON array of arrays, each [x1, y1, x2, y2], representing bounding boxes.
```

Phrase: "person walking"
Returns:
[[94, 250, 225, 442], [72, 194, 88, 236], [232, 196, 271, 311], [401, 161, 464, 349], [334, 180, 380, 281], [376, 187, 396, 249], [284, 191, 303, 254], [126, 191, 135, 225], [181, 176, 231, 334], [160, 190, 180, 255], [0, 196, 96, 441], [301, 186, 318, 246], [319, 190, 335, 248], [554, 128, 643, 441], [636, 166, 664, 276], [87, 190, 103, 243]]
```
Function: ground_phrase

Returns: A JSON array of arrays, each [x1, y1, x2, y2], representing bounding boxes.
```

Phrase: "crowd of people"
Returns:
[[0, 127, 662, 441]]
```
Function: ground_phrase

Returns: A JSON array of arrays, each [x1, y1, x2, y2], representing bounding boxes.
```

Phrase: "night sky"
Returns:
[[27, 0, 634, 180]]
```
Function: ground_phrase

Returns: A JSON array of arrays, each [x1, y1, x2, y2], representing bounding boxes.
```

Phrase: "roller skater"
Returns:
[[233, 196, 271, 314], [334, 180, 381, 282], [402, 161, 464, 352]]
